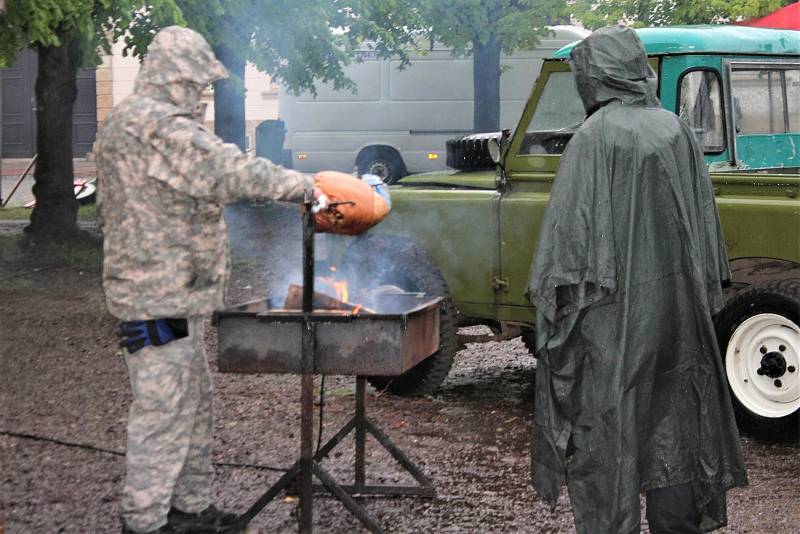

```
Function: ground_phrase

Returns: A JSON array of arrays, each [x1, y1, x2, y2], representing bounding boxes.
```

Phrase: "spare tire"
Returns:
[[446, 132, 502, 171], [340, 234, 459, 396], [715, 280, 800, 438]]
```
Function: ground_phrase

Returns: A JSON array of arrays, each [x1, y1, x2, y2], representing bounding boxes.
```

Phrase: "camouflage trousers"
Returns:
[[121, 316, 214, 532]]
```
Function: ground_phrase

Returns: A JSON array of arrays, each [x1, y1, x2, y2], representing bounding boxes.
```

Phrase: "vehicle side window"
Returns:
[[730, 67, 800, 134], [678, 70, 725, 153], [786, 69, 800, 133]]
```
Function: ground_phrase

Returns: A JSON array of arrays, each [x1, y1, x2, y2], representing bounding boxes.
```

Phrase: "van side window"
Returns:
[[731, 67, 800, 134], [678, 70, 725, 153]]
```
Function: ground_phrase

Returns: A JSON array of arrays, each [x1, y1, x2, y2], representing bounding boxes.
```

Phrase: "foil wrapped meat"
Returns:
[[313, 171, 390, 235]]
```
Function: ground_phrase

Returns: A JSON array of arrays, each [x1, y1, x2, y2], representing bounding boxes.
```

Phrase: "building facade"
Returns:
[[1, 40, 280, 159]]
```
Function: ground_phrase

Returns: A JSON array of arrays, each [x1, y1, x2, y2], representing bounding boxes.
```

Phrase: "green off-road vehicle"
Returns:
[[332, 26, 800, 435]]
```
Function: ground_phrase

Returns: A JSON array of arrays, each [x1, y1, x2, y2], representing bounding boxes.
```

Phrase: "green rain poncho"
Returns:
[[526, 26, 747, 533]]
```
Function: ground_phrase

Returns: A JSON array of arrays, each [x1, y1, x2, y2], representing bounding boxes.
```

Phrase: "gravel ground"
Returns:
[[1, 213, 798, 533]]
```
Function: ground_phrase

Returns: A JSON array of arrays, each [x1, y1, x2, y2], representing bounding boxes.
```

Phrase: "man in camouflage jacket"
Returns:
[[96, 26, 319, 534]]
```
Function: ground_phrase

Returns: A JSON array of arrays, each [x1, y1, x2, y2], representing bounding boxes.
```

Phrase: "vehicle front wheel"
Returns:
[[715, 280, 800, 437], [356, 149, 406, 185], [340, 234, 459, 396]]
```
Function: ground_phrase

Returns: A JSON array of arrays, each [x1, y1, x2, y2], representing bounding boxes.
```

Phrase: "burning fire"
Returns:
[[317, 264, 349, 304], [333, 280, 349, 303]]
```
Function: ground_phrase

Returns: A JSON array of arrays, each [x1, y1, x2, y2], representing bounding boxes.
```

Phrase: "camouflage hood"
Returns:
[[134, 26, 228, 113], [570, 25, 659, 116]]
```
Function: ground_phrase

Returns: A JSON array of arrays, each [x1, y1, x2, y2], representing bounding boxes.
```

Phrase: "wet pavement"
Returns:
[[1, 215, 798, 533]]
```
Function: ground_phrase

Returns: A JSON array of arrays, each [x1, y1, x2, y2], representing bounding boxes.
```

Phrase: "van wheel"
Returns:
[[340, 234, 459, 396], [715, 280, 800, 438], [357, 148, 406, 185]]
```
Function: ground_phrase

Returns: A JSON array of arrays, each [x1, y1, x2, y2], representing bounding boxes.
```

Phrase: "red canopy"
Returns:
[[734, 2, 800, 30]]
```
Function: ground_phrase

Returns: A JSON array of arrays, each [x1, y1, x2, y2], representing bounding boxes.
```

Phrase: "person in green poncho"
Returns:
[[526, 25, 748, 533]]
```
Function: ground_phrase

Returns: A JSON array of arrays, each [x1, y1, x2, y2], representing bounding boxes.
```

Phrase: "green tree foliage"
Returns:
[[419, 0, 566, 132], [0, 1, 175, 65], [571, 0, 795, 29], [0, 0, 180, 241]]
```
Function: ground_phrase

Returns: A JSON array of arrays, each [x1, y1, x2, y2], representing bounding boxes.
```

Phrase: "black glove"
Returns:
[[120, 319, 187, 353]]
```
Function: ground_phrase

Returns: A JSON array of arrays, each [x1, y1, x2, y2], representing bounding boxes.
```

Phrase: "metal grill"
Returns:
[[214, 197, 440, 533]]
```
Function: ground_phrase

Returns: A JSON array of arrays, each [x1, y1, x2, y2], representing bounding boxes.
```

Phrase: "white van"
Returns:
[[278, 26, 589, 183]]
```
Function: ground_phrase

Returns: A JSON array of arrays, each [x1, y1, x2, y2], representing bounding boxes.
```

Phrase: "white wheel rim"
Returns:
[[726, 313, 800, 418]]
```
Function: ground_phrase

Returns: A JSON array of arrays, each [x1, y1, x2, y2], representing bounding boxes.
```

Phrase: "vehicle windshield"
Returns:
[[519, 70, 584, 155], [529, 71, 585, 131]]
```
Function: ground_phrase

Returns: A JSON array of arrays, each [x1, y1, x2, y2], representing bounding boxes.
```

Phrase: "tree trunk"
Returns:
[[26, 36, 81, 240], [212, 46, 247, 151], [472, 35, 501, 133]]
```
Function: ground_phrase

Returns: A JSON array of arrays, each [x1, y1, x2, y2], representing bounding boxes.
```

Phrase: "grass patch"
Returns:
[[0, 233, 102, 276], [0, 207, 30, 220], [0, 204, 97, 221], [78, 204, 97, 220]]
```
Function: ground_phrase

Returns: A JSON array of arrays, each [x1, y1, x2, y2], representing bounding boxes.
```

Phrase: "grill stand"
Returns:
[[312, 376, 435, 498], [227, 198, 433, 534]]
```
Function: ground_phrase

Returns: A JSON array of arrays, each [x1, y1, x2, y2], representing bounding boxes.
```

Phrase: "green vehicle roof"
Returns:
[[552, 25, 800, 58]]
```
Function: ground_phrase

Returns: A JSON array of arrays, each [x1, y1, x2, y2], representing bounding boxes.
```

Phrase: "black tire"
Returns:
[[714, 280, 800, 439], [521, 329, 537, 356], [340, 234, 459, 396], [356, 148, 406, 185]]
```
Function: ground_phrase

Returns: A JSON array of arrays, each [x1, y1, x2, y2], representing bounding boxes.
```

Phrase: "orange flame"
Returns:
[[333, 280, 349, 303], [352, 304, 363, 314], [316, 272, 350, 305]]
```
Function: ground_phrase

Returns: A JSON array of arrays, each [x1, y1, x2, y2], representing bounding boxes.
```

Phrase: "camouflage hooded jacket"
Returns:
[[96, 26, 312, 320]]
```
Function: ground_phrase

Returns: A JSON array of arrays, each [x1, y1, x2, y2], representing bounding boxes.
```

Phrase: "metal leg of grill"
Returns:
[[229, 202, 430, 533], [300, 372, 314, 532], [312, 463, 384, 534], [232, 461, 301, 529], [230, 373, 386, 534], [313, 376, 435, 498], [355, 376, 367, 489]]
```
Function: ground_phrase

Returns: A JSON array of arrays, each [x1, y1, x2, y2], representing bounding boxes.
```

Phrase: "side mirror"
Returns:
[[488, 138, 502, 164]]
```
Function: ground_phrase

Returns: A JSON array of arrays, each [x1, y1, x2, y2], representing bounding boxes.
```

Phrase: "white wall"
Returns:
[[108, 40, 280, 126]]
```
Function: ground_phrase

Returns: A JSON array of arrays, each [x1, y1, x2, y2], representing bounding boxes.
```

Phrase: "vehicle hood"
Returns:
[[396, 169, 496, 190], [570, 25, 660, 116]]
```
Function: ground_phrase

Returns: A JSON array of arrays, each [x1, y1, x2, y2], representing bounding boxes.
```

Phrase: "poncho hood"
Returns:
[[571, 25, 660, 116], [134, 26, 228, 114]]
